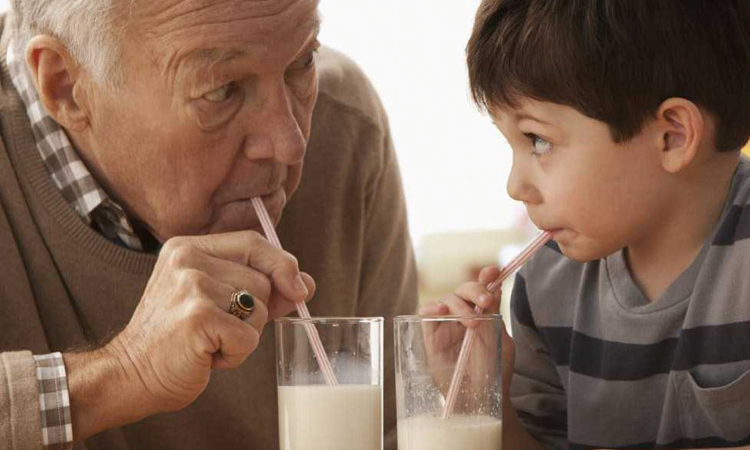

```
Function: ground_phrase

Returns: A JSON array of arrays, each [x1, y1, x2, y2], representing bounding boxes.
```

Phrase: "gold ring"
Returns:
[[228, 290, 255, 320]]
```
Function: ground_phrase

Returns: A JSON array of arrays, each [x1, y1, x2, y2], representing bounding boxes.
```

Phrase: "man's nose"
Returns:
[[244, 86, 307, 165]]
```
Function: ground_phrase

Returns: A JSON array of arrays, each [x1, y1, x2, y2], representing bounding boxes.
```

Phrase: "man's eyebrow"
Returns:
[[185, 48, 247, 69], [183, 13, 322, 70], [296, 12, 322, 53]]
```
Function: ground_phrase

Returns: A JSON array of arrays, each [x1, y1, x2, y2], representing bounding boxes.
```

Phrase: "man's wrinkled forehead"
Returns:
[[134, 0, 320, 74]]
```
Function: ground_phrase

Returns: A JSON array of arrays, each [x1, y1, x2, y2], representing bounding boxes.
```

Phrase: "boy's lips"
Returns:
[[528, 216, 563, 236], [542, 228, 564, 237]]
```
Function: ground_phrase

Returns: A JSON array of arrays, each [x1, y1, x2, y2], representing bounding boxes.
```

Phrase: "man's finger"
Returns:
[[212, 280, 270, 332], [266, 272, 316, 320], [210, 316, 261, 371], [207, 294, 268, 371], [194, 254, 272, 306], [169, 231, 311, 304], [194, 275, 269, 335], [243, 297, 269, 335]]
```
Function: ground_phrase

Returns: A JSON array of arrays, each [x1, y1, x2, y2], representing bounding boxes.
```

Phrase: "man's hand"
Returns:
[[65, 231, 316, 440]]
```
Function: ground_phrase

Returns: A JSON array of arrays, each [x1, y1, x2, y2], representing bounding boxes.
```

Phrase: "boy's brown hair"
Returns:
[[467, 0, 750, 152]]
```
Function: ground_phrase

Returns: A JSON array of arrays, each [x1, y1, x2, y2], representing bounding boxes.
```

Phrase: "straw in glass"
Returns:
[[251, 197, 338, 386], [441, 230, 553, 418]]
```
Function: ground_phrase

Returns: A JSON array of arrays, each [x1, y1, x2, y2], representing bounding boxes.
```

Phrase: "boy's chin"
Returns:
[[557, 241, 616, 263]]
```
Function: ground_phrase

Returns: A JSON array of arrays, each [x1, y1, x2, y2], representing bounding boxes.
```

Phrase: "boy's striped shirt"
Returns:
[[511, 157, 750, 449]]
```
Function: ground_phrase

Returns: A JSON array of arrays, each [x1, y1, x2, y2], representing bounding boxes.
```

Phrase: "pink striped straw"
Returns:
[[251, 197, 338, 386], [441, 230, 553, 418]]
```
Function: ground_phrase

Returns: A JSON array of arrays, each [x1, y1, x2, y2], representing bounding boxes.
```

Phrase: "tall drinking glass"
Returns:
[[276, 317, 383, 450], [394, 315, 503, 450]]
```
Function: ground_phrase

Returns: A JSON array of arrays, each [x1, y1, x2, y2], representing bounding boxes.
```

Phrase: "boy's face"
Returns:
[[491, 99, 669, 262]]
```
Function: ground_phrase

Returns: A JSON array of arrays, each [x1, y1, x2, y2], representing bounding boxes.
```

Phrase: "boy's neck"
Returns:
[[625, 152, 741, 302]]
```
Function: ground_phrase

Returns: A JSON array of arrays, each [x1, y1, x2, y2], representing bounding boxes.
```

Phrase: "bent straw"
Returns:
[[251, 197, 338, 386], [441, 230, 553, 418]]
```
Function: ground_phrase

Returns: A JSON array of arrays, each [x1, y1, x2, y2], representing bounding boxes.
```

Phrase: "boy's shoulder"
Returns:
[[713, 157, 750, 246], [729, 156, 750, 206]]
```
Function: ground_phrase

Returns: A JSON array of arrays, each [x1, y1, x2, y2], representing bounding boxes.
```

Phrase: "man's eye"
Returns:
[[203, 83, 237, 103], [291, 51, 316, 70], [525, 133, 553, 156]]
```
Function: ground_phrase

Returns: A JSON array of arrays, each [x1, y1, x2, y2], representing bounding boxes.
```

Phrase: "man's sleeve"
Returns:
[[354, 110, 419, 450], [32, 353, 73, 449], [510, 272, 569, 450], [0, 351, 73, 450]]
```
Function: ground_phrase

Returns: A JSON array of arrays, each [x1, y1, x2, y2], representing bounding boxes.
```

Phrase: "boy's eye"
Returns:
[[203, 82, 238, 103], [525, 133, 553, 156]]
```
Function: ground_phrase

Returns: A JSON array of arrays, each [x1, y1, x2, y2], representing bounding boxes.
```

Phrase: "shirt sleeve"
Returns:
[[32, 353, 73, 450], [510, 272, 569, 450]]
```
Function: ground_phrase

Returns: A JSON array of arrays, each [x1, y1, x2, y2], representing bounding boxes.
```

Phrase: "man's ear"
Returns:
[[654, 98, 704, 174], [25, 35, 90, 132]]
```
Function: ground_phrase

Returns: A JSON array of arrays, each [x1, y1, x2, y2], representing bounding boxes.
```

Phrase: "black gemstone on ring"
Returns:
[[237, 292, 255, 311]]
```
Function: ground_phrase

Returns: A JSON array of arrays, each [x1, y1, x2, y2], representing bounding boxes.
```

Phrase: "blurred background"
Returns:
[[2, 0, 749, 317], [315, 0, 534, 313]]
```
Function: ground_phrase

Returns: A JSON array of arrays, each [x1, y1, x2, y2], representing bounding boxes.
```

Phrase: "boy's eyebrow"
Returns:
[[515, 112, 552, 126]]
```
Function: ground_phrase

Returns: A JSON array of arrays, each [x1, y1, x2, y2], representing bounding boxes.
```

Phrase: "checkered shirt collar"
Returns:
[[6, 42, 144, 251]]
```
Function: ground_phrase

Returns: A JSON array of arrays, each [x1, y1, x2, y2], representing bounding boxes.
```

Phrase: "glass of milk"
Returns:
[[394, 315, 504, 450], [276, 317, 383, 450]]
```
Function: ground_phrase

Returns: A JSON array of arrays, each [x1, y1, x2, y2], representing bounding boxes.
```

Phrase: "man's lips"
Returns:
[[260, 189, 280, 200], [223, 186, 283, 204], [258, 188, 286, 214], [210, 189, 286, 234]]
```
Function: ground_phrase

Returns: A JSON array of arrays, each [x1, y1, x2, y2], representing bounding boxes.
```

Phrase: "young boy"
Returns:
[[424, 0, 750, 448]]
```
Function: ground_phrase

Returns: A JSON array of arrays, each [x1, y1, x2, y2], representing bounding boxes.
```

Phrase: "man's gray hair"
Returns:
[[10, 0, 126, 86]]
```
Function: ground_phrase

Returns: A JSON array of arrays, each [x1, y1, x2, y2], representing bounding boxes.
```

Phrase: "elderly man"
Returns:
[[0, 0, 417, 449]]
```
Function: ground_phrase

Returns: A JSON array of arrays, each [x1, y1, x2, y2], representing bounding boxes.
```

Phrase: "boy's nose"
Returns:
[[506, 161, 537, 203]]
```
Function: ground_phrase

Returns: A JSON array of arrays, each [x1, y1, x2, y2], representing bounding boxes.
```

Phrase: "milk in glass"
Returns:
[[278, 384, 382, 450], [398, 414, 502, 450]]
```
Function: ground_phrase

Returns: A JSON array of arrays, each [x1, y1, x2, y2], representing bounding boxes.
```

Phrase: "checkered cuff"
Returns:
[[33, 353, 73, 449]]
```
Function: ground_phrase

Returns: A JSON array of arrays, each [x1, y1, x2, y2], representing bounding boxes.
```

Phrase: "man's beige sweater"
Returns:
[[0, 14, 417, 450]]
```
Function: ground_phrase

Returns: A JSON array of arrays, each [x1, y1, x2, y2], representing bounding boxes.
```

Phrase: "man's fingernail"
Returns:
[[294, 276, 309, 296]]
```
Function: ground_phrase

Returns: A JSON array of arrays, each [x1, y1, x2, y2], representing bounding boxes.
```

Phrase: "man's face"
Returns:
[[76, 0, 320, 242], [491, 99, 668, 262]]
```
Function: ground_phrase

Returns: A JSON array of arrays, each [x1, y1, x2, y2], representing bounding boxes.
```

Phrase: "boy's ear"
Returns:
[[654, 98, 704, 174], [25, 35, 91, 132]]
